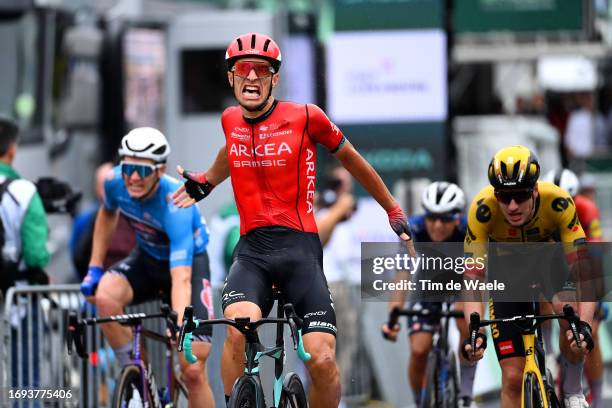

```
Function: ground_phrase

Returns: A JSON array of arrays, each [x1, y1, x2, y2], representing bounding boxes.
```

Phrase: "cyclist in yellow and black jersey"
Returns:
[[462, 146, 596, 408], [465, 181, 585, 249]]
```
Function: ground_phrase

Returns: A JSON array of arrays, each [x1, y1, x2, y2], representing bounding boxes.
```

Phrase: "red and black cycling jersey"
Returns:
[[222, 100, 346, 235], [574, 194, 603, 242]]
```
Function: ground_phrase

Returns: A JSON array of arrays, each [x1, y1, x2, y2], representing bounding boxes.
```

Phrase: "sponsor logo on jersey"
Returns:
[[259, 129, 293, 139], [170, 249, 187, 262], [330, 122, 341, 136], [229, 142, 292, 158], [476, 199, 491, 223], [508, 229, 517, 237], [259, 121, 291, 139], [305, 148, 315, 213], [233, 159, 288, 168], [552, 197, 569, 212], [567, 211, 579, 231], [465, 226, 476, 244], [230, 127, 251, 142]]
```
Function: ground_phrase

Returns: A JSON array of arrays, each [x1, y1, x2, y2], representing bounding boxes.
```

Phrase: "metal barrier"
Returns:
[[0, 285, 168, 408], [0, 283, 371, 407]]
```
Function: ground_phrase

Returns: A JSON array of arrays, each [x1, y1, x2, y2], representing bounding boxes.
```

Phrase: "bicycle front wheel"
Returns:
[[420, 352, 439, 408], [228, 376, 266, 408], [279, 372, 308, 408], [523, 372, 545, 408], [442, 351, 459, 408], [112, 365, 153, 408]]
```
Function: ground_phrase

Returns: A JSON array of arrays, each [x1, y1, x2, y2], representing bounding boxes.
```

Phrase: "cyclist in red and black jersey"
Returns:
[[172, 32, 412, 408]]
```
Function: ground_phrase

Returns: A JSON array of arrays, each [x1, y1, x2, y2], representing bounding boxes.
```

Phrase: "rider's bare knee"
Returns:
[[225, 327, 246, 353], [411, 340, 432, 364], [501, 362, 524, 398], [308, 348, 339, 385], [182, 360, 206, 389]]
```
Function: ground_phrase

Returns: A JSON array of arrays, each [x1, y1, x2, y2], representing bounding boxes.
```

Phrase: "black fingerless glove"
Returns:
[[461, 332, 487, 360], [182, 170, 215, 202]]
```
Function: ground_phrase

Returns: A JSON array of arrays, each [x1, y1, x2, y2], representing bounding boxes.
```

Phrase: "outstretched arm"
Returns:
[[334, 141, 396, 211], [334, 141, 413, 245], [173, 145, 230, 208]]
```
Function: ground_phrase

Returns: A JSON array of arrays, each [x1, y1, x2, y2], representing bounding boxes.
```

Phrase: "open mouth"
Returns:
[[128, 183, 145, 192], [242, 84, 261, 100], [508, 212, 522, 221]]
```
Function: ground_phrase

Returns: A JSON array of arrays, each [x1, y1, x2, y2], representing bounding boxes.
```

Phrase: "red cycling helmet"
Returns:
[[225, 32, 282, 73]]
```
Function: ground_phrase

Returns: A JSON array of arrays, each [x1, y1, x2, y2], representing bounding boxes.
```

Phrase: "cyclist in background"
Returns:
[[462, 146, 595, 408], [80, 127, 215, 408], [172, 32, 412, 408], [543, 168, 606, 408], [382, 181, 477, 407]]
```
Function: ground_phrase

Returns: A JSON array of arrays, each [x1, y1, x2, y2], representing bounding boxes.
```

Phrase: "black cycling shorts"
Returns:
[[107, 248, 213, 341], [488, 300, 540, 361], [406, 301, 443, 335], [222, 226, 337, 337]]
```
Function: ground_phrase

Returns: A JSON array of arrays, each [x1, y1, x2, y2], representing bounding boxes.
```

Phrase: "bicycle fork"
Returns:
[[522, 334, 549, 408], [133, 325, 163, 408]]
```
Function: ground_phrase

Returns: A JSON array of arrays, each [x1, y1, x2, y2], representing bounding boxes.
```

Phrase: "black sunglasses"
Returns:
[[494, 189, 533, 205]]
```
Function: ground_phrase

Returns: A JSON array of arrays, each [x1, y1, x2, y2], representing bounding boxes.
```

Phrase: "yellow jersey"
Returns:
[[464, 181, 586, 275]]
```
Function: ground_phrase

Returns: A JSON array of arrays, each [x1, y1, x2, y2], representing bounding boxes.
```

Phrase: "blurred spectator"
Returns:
[[564, 92, 607, 170], [316, 165, 356, 247], [0, 115, 49, 406], [0, 115, 49, 292], [545, 92, 572, 166], [70, 162, 136, 280]]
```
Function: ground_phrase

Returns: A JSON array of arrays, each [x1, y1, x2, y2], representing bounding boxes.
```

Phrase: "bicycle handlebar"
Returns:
[[383, 306, 464, 341], [66, 304, 178, 359], [179, 303, 312, 365], [468, 304, 582, 358]]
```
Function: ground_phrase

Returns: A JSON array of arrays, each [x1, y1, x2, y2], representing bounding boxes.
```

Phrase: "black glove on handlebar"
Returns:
[[462, 332, 487, 361]]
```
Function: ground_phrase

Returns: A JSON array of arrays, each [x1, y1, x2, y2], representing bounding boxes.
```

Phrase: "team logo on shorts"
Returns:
[[498, 340, 515, 355]]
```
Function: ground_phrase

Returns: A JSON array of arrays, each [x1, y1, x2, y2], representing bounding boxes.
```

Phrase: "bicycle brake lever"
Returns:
[[563, 304, 582, 349], [283, 304, 300, 348], [469, 312, 481, 356], [178, 306, 194, 353]]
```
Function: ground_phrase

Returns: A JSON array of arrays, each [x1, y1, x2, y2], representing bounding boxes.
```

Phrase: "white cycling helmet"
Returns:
[[421, 181, 466, 215], [118, 127, 170, 163], [542, 169, 579, 197]]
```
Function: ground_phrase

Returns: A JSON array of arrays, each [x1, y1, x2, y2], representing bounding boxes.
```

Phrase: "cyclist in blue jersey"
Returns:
[[80, 127, 215, 407], [382, 182, 477, 407]]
